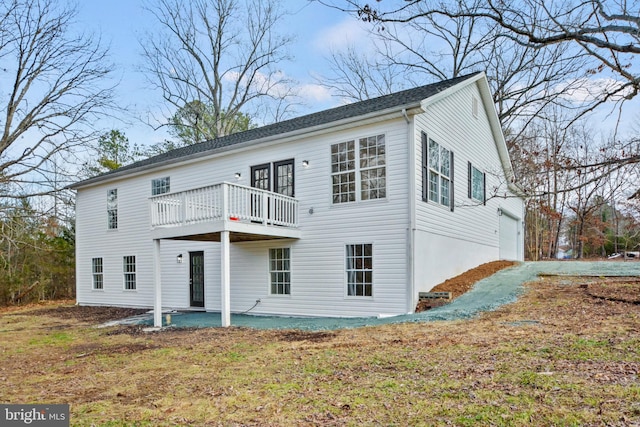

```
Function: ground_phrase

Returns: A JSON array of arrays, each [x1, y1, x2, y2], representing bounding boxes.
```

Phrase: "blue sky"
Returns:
[[76, 0, 638, 147], [76, 0, 370, 147]]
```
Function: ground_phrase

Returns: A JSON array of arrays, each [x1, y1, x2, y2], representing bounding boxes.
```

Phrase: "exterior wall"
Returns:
[[411, 81, 524, 302], [75, 116, 412, 317]]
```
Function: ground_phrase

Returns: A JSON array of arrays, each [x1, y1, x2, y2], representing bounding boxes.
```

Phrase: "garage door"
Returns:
[[499, 212, 519, 260]]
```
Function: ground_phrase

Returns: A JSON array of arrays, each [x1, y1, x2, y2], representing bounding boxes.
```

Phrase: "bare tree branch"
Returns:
[[324, 0, 640, 103], [141, 0, 298, 142], [0, 0, 115, 200]]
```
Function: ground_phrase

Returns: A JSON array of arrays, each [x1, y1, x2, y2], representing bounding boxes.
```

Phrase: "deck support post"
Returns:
[[220, 230, 231, 327], [153, 238, 162, 328]]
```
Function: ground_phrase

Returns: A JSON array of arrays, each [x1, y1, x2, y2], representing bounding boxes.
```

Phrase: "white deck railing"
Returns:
[[150, 182, 298, 229]]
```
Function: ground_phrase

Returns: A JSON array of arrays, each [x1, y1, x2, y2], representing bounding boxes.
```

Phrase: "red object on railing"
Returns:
[[229, 216, 239, 221]]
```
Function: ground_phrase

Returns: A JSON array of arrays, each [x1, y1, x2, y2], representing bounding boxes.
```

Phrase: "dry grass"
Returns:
[[1, 277, 639, 426]]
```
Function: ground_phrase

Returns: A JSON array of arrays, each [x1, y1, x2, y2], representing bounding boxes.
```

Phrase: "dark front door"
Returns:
[[190, 251, 204, 307]]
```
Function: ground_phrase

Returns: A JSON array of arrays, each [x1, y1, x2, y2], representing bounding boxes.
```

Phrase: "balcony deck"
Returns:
[[149, 182, 301, 242]]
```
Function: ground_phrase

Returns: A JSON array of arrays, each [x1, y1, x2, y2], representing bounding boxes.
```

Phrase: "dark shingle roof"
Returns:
[[72, 72, 480, 188]]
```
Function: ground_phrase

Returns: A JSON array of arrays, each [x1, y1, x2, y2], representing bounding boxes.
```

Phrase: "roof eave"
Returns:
[[69, 103, 425, 190]]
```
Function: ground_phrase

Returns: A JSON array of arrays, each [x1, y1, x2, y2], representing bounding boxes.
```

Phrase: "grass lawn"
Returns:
[[1, 276, 639, 426]]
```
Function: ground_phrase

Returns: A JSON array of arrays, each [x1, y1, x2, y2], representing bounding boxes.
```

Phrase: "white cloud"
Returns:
[[557, 77, 633, 103], [297, 83, 333, 103], [312, 17, 372, 54]]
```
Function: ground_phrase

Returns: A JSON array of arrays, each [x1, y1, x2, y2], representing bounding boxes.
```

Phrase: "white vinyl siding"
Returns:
[[74, 75, 523, 318], [75, 117, 409, 317], [413, 81, 524, 296]]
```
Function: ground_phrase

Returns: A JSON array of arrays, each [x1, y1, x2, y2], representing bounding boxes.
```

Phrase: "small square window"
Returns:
[[152, 177, 170, 195]]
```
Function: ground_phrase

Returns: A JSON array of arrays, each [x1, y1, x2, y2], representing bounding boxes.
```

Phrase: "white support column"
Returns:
[[153, 239, 162, 328], [220, 230, 231, 327]]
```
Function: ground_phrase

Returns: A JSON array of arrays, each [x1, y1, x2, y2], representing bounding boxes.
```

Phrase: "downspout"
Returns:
[[402, 108, 410, 124], [404, 108, 416, 313]]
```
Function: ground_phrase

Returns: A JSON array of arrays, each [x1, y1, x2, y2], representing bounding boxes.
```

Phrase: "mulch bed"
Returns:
[[30, 305, 148, 324], [585, 278, 640, 304]]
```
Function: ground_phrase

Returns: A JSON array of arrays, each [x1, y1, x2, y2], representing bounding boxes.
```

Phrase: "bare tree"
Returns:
[[141, 0, 297, 142], [316, 1, 590, 139], [318, 45, 406, 102], [0, 0, 114, 200], [323, 0, 640, 114]]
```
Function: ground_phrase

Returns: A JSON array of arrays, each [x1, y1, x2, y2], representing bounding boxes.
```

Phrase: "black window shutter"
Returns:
[[421, 132, 428, 201], [483, 172, 487, 206], [450, 151, 455, 212], [467, 161, 472, 199]]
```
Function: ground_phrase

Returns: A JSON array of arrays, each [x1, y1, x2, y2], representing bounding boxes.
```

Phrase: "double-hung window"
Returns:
[[107, 189, 118, 229], [123, 255, 136, 290], [152, 177, 170, 195], [422, 133, 454, 210], [468, 162, 486, 204], [359, 135, 386, 200], [346, 244, 373, 297], [269, 248, 290, 295], [92, 258, 103, 290], [331, 141, 356, 203], [331, 134, 386, 204]]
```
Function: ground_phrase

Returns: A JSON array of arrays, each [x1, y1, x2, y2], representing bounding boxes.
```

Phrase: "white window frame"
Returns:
[[92, 257, 103, 290], [425, 137, 453, 208], [331, 140, 356, 203], [269, 248, 291, 295], [331, 134, 386, 204], [359, 134, 386, 201], [345, 243, 373, 297], [123, 255, 136, 290], [151, 177, 170, 195], [107, 189, 118, 230]]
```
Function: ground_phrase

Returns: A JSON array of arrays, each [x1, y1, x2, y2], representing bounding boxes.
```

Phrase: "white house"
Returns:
[[71, 72, 524, 327]]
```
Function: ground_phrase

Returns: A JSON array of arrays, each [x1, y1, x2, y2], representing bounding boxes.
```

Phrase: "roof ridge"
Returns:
[[71, 72, 482, 188]]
